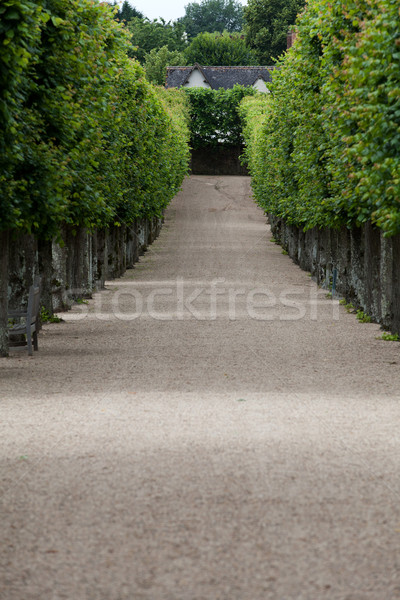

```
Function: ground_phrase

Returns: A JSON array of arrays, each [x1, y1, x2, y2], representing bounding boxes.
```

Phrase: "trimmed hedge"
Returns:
[[240, 0, 400, 236], [184, 85, 258, 149], [0, 0, 190, 240], [110, 74, 191, 224]]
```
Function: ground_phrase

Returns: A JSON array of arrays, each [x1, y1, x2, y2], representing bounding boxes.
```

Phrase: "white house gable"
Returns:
[[166, 65, 274, 90], [184, 68, 211, 89], [253, 78, 270, 93]]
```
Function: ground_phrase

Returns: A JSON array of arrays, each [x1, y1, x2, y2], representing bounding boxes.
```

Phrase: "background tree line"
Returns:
[[111, 0, 305, 84]]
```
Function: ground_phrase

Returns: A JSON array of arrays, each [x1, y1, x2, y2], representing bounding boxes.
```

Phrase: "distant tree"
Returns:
[[180, 0, 243, 39], [244, 0, 305, 64], [185, 31, 258, 65], [144, 46, 187, 85], [127, 18, 188, 63], [111, 1, 143, 23]]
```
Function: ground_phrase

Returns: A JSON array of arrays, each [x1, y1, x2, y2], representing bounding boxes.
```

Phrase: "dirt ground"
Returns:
[[1, 176, 400, 600]]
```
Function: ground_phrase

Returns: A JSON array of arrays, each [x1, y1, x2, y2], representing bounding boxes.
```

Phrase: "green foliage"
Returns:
[[127, 17, 187, 63], [356, 310, 372, 323], [0, 0, 42, 232], [380, 332, 400, 341], [156, 88, 192, 211], [185, 86, 258, 149], [185, 31, 258, 66], [40, 306, 62, 322], [238, 94, 271, 196], [1, 0, 129, 237], [113, 76, 191, 222], [240, 0, 400, 236], [0, 0, 191, 240], [112, 1, 143, 23], [180, 0, 243, 40], [0, 0, 41, 127], [339, 300, 356, 313], [144, 45, 186, 85], [244, 0, 306, 64], [320, 0, 400, 236]]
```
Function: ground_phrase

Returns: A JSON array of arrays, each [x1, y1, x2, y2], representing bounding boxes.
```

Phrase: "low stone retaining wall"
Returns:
[[8, 217, 163, 314], [269, 215, 400, 334]]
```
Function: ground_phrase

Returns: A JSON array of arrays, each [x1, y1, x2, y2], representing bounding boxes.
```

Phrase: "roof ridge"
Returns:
[[202, 65, 271, 69], [166, 65, 275, 70]]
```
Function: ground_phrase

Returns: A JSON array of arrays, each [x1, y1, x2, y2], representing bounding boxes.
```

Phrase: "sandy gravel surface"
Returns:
[[1, 175, 400, 600]]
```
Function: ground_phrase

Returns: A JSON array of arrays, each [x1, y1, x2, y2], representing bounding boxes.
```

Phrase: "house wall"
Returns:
[[253, 78, 270, 93], [184, 69, 211, 88]]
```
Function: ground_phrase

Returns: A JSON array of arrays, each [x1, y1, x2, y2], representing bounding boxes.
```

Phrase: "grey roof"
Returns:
[[165, 63, 274, 90]]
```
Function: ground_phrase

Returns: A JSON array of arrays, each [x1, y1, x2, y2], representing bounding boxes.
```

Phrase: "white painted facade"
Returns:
[[184, 68, 211, 88], [253, 78, 270, 93]]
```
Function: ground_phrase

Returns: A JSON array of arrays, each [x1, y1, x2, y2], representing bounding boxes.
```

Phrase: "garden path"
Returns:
[[1, 176, 400, 599]]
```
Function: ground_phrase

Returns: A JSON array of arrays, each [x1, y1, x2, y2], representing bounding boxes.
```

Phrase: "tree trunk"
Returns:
[[38, 238, 54, 316], [0, 230, 9, 357]]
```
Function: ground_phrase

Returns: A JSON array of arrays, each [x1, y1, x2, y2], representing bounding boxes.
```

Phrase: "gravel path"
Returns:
[[1, 175, 400, 600]]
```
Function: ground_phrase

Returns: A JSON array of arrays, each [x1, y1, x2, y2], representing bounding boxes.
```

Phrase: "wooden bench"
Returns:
[[8, 282, 41, 356]]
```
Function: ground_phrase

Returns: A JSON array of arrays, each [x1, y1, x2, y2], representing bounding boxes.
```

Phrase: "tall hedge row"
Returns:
[[0, 0, 190, 240], [240, 0, 400, 236], [184, 86, 258, 149]]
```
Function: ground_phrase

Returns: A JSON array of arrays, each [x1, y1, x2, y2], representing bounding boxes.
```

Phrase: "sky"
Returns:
[[120, 0, 248, 23]]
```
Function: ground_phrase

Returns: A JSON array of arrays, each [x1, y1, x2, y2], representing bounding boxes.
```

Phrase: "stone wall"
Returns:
[[8, 216, 163, 314], [269, 215, 400, 333]]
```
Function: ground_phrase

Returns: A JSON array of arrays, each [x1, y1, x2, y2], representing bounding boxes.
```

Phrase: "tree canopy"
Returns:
[[180, 0, 244, 40], [185, 31, 258, 66], [244, 0, 305, 64], [144, 46, 186, 85], [127, 17, 187, 63], [112, 1, 143, 23]]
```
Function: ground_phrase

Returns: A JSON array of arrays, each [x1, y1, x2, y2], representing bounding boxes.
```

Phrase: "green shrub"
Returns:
[[108, 67, 190, 224], [184, 85, 258, 149], [240, 0, 400, 236], [185, 31, 258, 66], [0, 0, 190, 239], [144, 45, 187, 86]]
